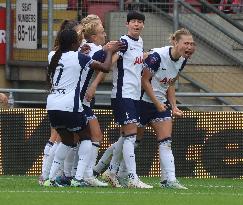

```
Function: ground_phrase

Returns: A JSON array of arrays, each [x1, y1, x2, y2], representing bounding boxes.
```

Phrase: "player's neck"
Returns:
[[171, 47, 181, 60], [127, 33, 140, 40]]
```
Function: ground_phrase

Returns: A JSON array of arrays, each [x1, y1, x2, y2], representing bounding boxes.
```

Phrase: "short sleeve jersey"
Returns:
[[142, 46, 187, 103], [46, 50, 93, 112], [79, 43, 106, 107], [111, 35, 144, 100]]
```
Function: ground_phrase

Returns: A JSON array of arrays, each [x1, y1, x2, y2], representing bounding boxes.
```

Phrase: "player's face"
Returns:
[[93, 24, 106, 46], [126, 19, 144, 39], [175, 35, 195, 59], [75, 25, 84, 45]]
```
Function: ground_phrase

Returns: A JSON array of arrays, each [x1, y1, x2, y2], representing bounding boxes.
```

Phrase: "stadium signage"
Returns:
[[0, 30, 5, 44], [16, 0, 38, 49]]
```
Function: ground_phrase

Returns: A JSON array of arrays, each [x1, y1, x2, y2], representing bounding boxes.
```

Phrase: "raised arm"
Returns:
[[90, 41, 125, 73]]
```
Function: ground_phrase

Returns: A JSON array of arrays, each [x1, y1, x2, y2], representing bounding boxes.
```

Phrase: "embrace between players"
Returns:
[[40, 11, 196, 189]]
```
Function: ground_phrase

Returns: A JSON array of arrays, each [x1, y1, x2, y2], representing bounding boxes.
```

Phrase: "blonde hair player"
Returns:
[[43, 28, 123, 187], [139, 28, 196, 189]]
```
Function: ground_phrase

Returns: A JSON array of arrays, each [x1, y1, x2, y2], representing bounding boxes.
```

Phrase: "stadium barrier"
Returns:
[[0, 108, 243, 178]]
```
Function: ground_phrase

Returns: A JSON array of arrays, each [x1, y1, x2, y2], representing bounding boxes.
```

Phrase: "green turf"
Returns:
[[0, 176, 243, 205]]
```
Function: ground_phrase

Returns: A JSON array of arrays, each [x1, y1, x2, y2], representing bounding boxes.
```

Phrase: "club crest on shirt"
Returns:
[[150, 56, 158, 64]]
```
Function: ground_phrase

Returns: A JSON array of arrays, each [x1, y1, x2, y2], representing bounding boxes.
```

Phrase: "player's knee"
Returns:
[[124, 133, 137, 145], [158, 137, 172, 148]]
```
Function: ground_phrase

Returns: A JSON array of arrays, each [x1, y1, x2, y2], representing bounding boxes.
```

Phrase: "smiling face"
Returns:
[[126, 19, 144, 39], [174, 34, 196, 59]]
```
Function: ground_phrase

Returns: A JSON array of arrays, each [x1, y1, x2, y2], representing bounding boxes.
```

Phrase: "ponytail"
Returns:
[[47, 49, 62, 87]]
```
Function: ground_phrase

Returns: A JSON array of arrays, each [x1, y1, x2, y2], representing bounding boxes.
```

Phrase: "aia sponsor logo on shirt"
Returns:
[[160, 77, 176, 85], [134, 56, 143, 65]]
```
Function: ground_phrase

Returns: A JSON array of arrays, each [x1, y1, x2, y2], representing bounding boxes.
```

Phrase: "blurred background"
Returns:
[[0, 0, 242, 111], [0, 0, 243, 178]]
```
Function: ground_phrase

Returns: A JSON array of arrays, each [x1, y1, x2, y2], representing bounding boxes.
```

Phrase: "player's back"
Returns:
[[47, 51, 91, 112]]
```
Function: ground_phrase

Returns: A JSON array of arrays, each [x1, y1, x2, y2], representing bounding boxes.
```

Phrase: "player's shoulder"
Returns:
[[153, 46, 171, 60], [48, 50, 56, 59]]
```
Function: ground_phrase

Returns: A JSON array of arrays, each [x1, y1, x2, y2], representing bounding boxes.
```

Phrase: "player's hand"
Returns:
[[103, 41, 119, 51], [106, 41, 126, 53], [155, 102, 168, 112], [172, 106, 183, 117], [80, 44, 91, 54], [85, 86, 96, 102]]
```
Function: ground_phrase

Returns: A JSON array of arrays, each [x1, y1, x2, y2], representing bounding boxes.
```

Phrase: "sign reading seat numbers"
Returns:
[[16, 0, 38, 49]]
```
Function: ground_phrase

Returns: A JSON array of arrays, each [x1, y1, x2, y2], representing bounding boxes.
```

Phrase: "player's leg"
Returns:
[[39, 128, 61, 185], [44, 110, 87, 187], [117, 127, 145, 187], [71, 127, 93, 187], [93, 142, 116, 176], [84, 117, 108, 186], [151, 118, 187, 189], [121, 99, 152, 189]]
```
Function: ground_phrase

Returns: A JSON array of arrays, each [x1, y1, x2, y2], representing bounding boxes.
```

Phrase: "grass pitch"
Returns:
[[0, 176, 243, 205]]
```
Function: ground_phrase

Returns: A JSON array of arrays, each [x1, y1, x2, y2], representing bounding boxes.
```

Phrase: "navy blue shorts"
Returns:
[[83, 104, 97, 121], [139, 100, 172, 127], [111, 98, 141, 125], [48, 110, 87, 132]]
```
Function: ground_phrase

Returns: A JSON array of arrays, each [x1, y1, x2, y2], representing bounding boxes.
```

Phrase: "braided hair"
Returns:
[[53, 19, 79, 50], [47, 29, 79, 87]]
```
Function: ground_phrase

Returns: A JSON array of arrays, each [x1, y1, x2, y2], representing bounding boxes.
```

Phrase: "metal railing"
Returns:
[[1, 88, 243, 109]]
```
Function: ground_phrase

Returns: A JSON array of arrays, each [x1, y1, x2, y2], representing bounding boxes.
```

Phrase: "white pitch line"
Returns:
[[0, 177, 243, 189], [0, 190, 243, 197]]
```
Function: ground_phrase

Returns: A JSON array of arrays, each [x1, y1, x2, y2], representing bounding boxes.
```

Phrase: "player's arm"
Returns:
[[167, 76, 183, 116], [112, 53, 119, 65], [110, 38, 128, 66], [143, 51, 149, 60], [90, 41, 124, 73], [103, 40, 126, 66], [85, 72, 106, 102], [142, 69, 167, 112]]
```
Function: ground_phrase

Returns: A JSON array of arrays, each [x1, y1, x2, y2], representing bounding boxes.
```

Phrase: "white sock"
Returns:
[[123, 135, 137, 179], [118, 139, 140, 178], [56, 166, 64, 178], [108, 136, 125, 174], [71, 143, 80, 177], [117, 159, 127, 178], [49, 142, 71, 181], [64, 145, 78, 177], [84, 142, 100, 178], [42, 142, 59, 180], [75, 140, 92, 180], [160, 161, 167, 182], [159, 138, 176, 182], [93, 142, 115, 174], [41, 141, 53, 176]]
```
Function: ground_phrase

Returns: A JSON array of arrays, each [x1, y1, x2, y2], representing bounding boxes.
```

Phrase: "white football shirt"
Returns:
[[46, 50, 93, 112], [80, 43, 105, 107], [142, 46, 187, 103], [111, 35, 144, 100]]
